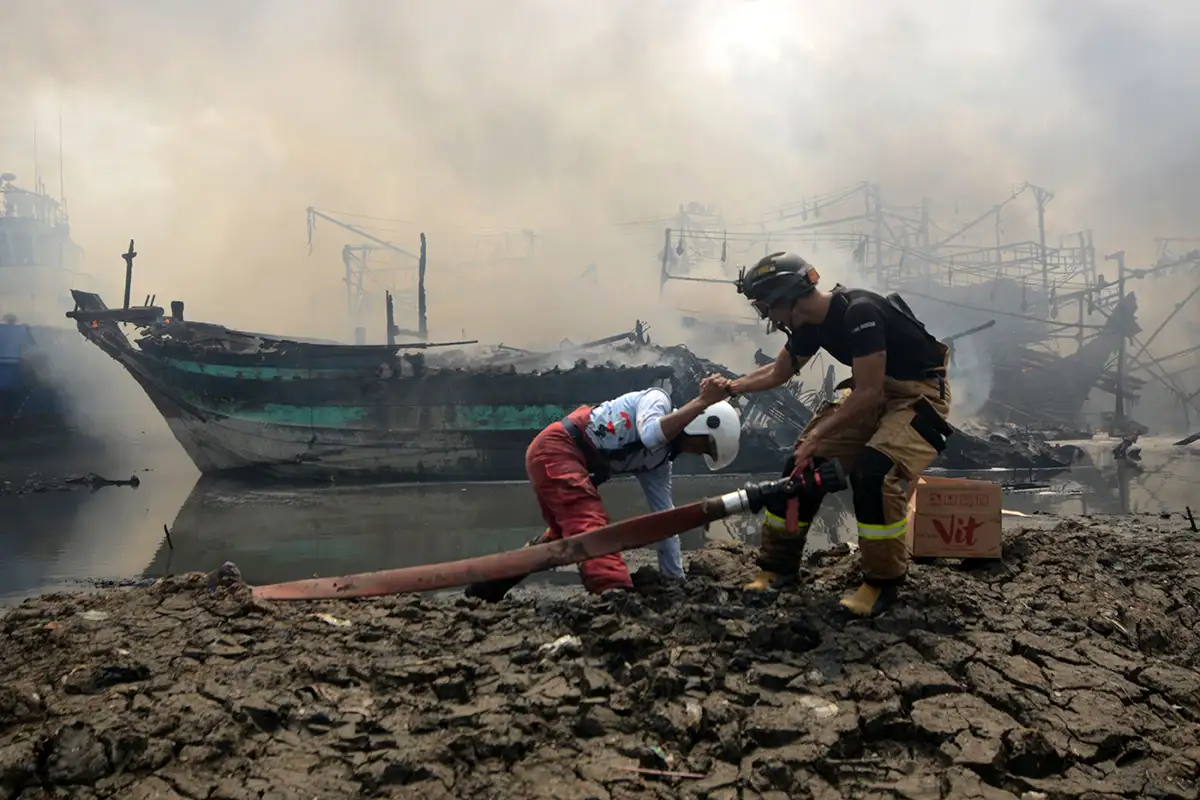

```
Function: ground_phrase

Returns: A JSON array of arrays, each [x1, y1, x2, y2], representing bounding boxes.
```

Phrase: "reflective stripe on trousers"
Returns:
[[856, 519, 907, 541], [763, 510, 810, 537]]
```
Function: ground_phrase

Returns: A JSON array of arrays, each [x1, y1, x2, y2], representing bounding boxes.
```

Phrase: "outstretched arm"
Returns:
[[728, 346, 807, 395], [651, 377, 730, 444]]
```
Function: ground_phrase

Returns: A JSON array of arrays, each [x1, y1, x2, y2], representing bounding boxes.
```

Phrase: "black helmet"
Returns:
[[735, 251, 820, 317]]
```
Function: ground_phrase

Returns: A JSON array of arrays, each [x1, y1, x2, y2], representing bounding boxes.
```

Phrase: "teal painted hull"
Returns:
[[102, 340, 747, 480], [176, 398, 587, 433], [163, 358, 367, 381], [66, 291, 796, 481]]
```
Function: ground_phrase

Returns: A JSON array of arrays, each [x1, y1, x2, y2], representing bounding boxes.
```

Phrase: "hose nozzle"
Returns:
[[714, 460, 849, 517]]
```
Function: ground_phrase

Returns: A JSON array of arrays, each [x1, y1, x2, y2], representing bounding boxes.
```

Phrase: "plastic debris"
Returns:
[[798, 694, 839, 718], [684, 699, 703, 730], [538, 634, 582, 657], [648, 745, 674, 768]]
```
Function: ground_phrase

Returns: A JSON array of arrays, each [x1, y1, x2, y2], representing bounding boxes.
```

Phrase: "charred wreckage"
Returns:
[[652, 183, 1200, 445]]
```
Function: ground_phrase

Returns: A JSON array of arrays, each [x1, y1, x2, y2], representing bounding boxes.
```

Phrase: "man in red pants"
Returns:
[[466, 377, 739, 600]]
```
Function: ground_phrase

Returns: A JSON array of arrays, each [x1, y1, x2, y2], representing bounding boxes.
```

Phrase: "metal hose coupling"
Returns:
[[714, 460, 849, 517]]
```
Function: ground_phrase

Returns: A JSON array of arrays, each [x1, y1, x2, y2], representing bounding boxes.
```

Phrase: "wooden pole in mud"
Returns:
[[418, 232, 428, 340], [121, 240, 136, 310]]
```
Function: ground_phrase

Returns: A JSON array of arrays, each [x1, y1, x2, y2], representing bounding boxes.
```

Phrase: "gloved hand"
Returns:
[[792, 437, 818, 474]]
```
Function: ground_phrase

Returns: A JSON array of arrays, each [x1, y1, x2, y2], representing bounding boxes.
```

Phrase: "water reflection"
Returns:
[[949, 439, 1200, 517], [0, 436, 197, 600], [145, 438, 1199, 587], [0, 437, 1195, 601], [146, 475, 760, 587]]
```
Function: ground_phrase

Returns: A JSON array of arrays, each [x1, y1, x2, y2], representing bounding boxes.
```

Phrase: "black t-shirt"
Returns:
[[785, 286, 945, 380]]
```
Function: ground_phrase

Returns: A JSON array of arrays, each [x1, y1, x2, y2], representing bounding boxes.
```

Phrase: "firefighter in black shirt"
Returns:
[[711, 251, 954, 617]]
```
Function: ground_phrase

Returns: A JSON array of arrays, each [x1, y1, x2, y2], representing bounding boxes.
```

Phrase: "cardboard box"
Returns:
[[906, 476, 1003, 559]]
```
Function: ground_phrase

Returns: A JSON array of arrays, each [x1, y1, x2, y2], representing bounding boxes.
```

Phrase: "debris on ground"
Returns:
[[0, 472, 141, 497], [950, 422, 1087, 470], [1113, 434, 1143, 462], [2, 516, 1198, 798], [1101, 414, 1151, 440], [1176, 431, 1200, 447]]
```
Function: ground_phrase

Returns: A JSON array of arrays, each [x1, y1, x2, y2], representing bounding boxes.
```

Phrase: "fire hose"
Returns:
[[252, 462, 848, 602]]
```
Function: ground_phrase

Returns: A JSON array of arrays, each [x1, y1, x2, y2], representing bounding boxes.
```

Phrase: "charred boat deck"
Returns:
[[65, 285, 791, 481]]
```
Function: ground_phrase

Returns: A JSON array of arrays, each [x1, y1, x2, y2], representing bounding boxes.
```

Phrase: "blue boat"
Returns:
[[0, 322, 65, 429], [0, 172, 86, 436]]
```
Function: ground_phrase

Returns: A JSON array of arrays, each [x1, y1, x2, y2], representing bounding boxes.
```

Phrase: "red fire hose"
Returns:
[[252, 501, 715, 601], [251, 465, 847, 602]]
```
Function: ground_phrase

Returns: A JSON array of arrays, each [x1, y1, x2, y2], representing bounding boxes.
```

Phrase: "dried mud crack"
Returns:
[[2, 517, 1199, 799]]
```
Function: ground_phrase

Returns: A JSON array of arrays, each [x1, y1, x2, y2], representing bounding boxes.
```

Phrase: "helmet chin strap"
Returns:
[[765, 303, 795, 336]]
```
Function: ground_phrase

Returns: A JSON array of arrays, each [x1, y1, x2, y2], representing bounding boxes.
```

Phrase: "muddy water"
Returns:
[[0, 435, 1196, 602]]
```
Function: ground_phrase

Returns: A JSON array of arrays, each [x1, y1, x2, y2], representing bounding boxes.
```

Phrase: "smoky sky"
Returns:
[[1, 0, 1197, 346], [1035, 0, 1200, 244]]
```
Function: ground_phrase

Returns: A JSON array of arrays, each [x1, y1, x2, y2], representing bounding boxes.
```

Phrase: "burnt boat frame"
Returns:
[[64, 244, 792, 482]]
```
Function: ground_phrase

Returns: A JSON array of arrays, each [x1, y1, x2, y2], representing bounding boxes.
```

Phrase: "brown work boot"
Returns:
[[838, 582, 899, 617], [746, 516, 805, 593], [743, 570, 798, 592]]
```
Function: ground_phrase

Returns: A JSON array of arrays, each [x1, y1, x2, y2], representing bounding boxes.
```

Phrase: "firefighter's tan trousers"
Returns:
[[760, 372, 952, 585]]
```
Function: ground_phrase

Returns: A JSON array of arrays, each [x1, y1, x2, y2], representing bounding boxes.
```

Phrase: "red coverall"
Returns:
[[525, 405, 633, 593]]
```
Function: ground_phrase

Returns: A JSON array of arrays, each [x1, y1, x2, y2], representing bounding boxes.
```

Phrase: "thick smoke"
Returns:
[[1, 0, 1198, 429]]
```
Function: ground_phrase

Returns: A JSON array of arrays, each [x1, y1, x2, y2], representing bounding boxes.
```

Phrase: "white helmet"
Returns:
[[683, 400, 742, 471]]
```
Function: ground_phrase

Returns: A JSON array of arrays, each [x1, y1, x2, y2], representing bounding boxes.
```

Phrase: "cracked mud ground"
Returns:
[[2, 517, 1199, 799]]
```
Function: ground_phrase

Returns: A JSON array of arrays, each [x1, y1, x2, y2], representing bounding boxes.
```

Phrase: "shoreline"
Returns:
[[1, 515, 1198, 799]]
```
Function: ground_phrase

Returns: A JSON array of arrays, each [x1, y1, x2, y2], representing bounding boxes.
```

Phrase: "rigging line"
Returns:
[[310, 207, 420, 225], [897, 289, 1110, 330], [769, 183, 865, 212], [1152, 341, 1200, 364]]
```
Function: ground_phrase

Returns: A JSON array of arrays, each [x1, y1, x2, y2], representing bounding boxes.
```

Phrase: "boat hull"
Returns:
[[0, 322, 75, 435], [158, 412, 789, 481], [62, 296, 792, 481], [144, 358, 791, 480]]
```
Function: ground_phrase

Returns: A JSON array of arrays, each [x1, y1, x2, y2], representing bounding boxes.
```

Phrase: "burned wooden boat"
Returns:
[[64, 246, 792, 481]]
